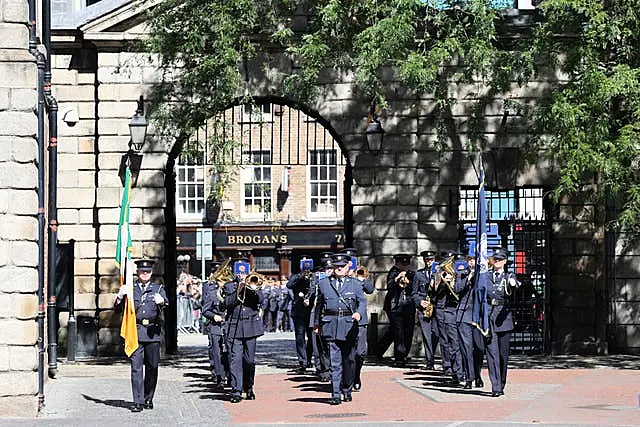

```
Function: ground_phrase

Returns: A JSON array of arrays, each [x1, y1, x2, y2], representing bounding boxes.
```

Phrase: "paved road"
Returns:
[[1, 332, 639, 426]]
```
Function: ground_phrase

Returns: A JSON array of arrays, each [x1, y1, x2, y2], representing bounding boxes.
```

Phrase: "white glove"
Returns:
[[508, 276, 518, 287], [213, 314, 223, 323], [117, 286, 127, 298], [154, 293, 165, 305]]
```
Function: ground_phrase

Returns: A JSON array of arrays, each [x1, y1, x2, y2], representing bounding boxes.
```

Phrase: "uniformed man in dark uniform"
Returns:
[[114, 259, 168, 412], [276, 276, 293, 332], [433, 251, 453, 376], [313, 253, 366, 405], [262, 280, 273, 331], [481, 247, 520, 397], [224, 259, 265, 403], [341, 248, 374, 391], [202, 262, 227, 389], [267, 279, 281, 332], [384, 253, 416, 365], [453, 251, 484, 389], [440, 251, 466, 385], [411, 250, 439, 370], [287, 256, 314, 373], [308, 257, 333, 382]]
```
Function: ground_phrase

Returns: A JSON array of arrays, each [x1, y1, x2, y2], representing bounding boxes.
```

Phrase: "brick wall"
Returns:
[[0, 0, 39, 416]]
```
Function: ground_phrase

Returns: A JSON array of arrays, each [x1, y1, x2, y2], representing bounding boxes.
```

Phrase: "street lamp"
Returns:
[[177, 254, 191, 274], [129, 95, 148, 152], [365, 101, 384, 153]]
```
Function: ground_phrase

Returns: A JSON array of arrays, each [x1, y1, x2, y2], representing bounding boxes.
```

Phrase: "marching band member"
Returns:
[[287, 256, 314, 373], [201, 261, 228, 389], [454, 251, 484, 389], [223, 258, 264, 403], [411, 250, 438, 370], [341, 248, 374, 391], [384, 254, 416, 366]]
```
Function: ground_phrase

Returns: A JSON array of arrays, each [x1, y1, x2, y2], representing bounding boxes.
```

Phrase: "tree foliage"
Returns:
[[144, 0, 640, 233]]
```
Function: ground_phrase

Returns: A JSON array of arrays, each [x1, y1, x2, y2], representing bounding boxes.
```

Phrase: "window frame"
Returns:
[[306, 149, 339, 219], [240, 150, 273, 220]]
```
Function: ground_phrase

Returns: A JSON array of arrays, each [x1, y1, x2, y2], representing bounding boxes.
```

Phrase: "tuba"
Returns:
[[355, 265, 369, 280], [209, 259, 234, 285]]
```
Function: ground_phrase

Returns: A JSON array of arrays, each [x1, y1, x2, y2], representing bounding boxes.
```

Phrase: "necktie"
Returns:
[[337, 278, 343, 291]]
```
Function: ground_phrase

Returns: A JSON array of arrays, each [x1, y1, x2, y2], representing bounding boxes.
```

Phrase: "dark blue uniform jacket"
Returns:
[[224, 279, 265, 339], [313, 276, 366, 341]]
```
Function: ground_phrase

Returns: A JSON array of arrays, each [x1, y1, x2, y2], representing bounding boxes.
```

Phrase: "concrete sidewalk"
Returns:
[[1, 332, 639, 426]]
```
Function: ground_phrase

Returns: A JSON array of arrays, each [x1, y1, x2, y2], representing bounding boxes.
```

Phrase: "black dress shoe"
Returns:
[[230, 395, 242, 403], [475, 378, 484, 388], [463, 381, 472, 389], [295, 366, 306, 374], [491, 391, 503, 397], [143, 399, 153, 409], [425, 364, 435, 370], [130, 404, 143, 412], [353, 381, 361, 391], [319, 375, 330, 383], [245, 390, 256, 400], [343, 395, 352, 402], [329, 397, 341, 405]]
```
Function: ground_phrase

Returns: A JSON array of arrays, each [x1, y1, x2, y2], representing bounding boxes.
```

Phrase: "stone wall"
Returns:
[[0, 0, 39, 417], [47, 5, 640, 356]]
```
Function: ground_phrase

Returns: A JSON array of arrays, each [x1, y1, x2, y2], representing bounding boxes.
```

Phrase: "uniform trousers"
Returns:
[[277, 309, 292, 331], [435, 309, 451, 373], [207, 332, 225, 379], [293, 308, 313, 367], [130, 341, 160, 405], [457, 322, 482, 382], [354, 325, 367, 384], [444, 310, 465, 380], [329, 339, 356, 399], [228, 337, 257, 395], [312, 330, 330, 376], [416, 314, 437, 367], [390, 311, 414, 361], [485, 330, 511, 393]]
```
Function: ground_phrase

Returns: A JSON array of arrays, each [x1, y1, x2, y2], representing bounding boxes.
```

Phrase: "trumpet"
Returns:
[[396, 271, 410, 288], [355, 265, 369, 280]]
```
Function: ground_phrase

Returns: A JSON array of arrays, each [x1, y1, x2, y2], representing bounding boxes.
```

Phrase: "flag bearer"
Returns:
[[115, 259, 168, 412]]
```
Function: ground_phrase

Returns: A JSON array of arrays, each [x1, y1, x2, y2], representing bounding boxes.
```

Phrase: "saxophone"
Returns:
[[422, 296, 434, 318]]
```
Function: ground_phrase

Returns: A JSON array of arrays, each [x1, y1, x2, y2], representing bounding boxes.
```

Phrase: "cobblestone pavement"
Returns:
[[1, 332, 639, 426]]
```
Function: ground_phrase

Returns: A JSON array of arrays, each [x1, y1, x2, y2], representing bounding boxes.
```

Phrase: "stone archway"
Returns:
[[163, 96, 355, 351]]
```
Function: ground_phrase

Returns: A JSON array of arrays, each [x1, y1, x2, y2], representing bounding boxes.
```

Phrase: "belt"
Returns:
[[323, 309, 352, 317], [137, 319, 158, 326], [490, 298, 505, 306]]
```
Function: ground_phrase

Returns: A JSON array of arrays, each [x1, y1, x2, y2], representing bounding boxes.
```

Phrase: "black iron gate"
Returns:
[[459, 187, 551, 354]]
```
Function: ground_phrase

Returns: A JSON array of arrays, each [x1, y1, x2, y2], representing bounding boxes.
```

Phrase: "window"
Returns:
[[308, 149, 338, 216], [176, 162, 205, 219], [253, 254, 279, 271], [240, 103, 273, 124], [241, 151, 272, 218], [458, 187, 544, 221]]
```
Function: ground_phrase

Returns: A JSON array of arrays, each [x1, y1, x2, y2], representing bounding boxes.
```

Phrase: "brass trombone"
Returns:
[[237, 270, 265, 303]]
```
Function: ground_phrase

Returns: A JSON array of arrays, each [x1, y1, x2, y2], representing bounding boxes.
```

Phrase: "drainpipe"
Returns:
[[28, 0, 46, 410], [42, 0, 59, 379]]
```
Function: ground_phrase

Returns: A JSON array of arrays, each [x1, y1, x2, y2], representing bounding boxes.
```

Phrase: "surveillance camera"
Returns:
[[62, 108, 79, 127]]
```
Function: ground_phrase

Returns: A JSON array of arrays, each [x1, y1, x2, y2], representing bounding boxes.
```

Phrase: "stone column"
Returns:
[[0, 0, 39, 416]]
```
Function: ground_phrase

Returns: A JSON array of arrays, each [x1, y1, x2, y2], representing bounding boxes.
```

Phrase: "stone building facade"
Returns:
[[0, 0, 39, 417], [44, 0, 639, 361], [2, 0, 639, 415]]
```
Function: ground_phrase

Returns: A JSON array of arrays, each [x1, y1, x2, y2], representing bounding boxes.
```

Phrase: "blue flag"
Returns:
[[472, 159, 490, 336]]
